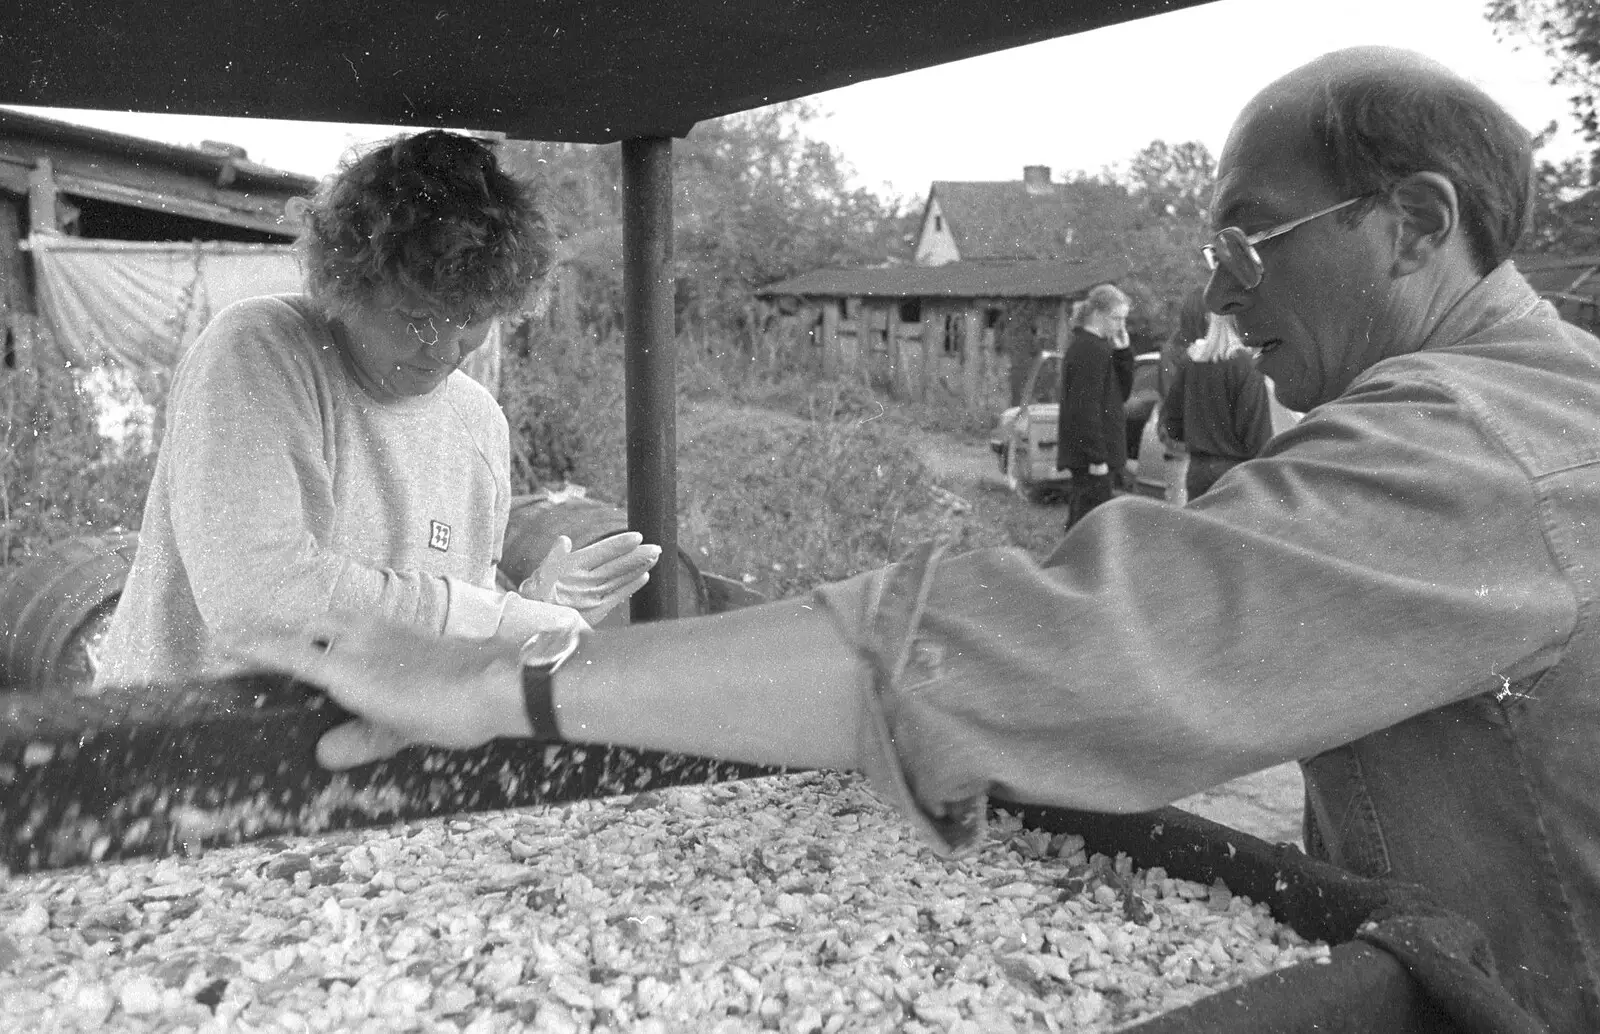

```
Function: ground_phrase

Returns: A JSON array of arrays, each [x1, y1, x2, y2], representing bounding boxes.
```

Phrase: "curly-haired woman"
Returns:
[[95, 131, 657, 689]]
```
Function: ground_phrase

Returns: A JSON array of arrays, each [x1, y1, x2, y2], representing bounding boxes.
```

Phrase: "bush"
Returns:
[[0, 362, 155, 566], [500, 320, 628, 500], [676, 415, 941, 599], [500, 320, 1054, 599], [892, 392, 1002, 442]]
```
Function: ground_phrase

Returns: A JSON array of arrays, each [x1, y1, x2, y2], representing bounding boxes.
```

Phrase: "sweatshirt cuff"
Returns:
[[497, 593, 590, 657], [444, 578, 591, 647], [444, 577, 508, 640]]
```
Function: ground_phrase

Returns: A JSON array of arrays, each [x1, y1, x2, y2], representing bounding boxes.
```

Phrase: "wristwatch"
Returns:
[[519, 624, 582, 742]]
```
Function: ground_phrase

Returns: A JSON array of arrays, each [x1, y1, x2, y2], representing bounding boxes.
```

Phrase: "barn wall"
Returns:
[[760, 293, 1013, 410], [0, 193, 32, 379]]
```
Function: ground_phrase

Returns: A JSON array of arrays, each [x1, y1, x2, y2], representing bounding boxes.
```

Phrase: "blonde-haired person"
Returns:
[[1054, 283, 1135, 530], [96, 130, 658, 690], [1161, 313, 1274, 499]]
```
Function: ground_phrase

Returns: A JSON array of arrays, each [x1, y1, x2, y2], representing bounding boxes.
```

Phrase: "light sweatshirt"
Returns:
[[96, 295, 576, 689]]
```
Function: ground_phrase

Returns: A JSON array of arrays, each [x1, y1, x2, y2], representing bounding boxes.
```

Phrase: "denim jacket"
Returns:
[[817, 263, 1600, 1031]]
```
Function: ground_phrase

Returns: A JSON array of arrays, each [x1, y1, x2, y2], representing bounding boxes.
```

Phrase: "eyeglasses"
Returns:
[[400, 308, 483, 348], [1201, 196, 1368, 290]]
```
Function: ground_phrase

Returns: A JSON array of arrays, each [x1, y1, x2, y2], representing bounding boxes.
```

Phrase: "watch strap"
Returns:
[[520, 663, 565, 742], [517, 624, 582, 743]]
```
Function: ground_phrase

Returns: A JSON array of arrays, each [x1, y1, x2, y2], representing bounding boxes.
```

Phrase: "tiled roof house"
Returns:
[[914, 165, 1081, 265]]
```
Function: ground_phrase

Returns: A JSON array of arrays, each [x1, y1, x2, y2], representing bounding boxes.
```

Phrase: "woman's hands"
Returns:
[[230, 612, 534, 770], [524, 533, 661, 624]]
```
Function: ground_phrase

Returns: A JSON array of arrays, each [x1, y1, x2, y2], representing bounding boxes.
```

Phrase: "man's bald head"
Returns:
[[1223, 46, 1533, 274]]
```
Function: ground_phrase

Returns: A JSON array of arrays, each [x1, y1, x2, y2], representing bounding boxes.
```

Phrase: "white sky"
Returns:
[[810, 0, 1588, 199], [7, 0, 1588, 203]]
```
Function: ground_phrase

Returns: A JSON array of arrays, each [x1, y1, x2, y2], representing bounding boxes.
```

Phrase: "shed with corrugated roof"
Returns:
[[0, 108, 316, 390]]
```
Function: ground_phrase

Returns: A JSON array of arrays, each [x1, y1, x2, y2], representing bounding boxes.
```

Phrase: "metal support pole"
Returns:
[[622, 136, 677, 622]]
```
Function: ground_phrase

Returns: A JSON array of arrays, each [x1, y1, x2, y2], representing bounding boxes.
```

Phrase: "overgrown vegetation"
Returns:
[[1488, 1, 1600, 254], [0, 362, 154, 565], [496, 102, 918, 356], [677, 411, 939, 600], [1488, 0, 1600, 163], [497, 309, 1064, 602]]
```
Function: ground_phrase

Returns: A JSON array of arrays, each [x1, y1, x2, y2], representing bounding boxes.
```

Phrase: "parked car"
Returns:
[[990, 349, 1164, 501]]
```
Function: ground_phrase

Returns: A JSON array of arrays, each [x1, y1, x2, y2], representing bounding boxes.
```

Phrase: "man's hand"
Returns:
[[227, 613, 531, 770], [524, 533, 661, 624]]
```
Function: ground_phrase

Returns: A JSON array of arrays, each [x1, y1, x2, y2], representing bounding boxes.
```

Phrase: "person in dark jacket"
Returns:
[[1157, 286, 1211, 505], [1055, 283, 1134, 529], [1163, 313, 1274, 498]]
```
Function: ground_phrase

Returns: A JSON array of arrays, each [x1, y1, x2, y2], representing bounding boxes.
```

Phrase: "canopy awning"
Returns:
[[3, 1, 1215, 143]]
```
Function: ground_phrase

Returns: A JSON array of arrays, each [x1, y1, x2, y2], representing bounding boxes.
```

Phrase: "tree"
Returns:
[[1487, 0, 1600, 168], [1125, 140, 1216, 223], [1059, 140, 1216, 344], [1523, 123, 1600, 254], [490, 107, 917, 491], [495, 140, 628, 338], [671, 102, 915, 348], [495, 103, 915, 350]]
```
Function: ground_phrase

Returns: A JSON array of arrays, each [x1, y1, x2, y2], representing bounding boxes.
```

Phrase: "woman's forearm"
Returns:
[[554, 598, 865, 771]]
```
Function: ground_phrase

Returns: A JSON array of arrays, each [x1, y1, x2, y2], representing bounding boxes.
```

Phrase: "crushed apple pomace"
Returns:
[[0, 771, 1330, 1032]]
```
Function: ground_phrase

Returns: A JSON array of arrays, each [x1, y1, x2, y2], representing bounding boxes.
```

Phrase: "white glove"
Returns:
[[444, 575, 587, 641], [521, 532, 661, 625]]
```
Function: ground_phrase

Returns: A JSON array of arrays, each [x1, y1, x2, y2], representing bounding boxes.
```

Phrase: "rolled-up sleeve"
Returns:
[[814, 370, 1576, 855]]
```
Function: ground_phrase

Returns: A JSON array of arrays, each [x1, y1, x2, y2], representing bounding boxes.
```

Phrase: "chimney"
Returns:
[[1023, 165, 1052, 195]]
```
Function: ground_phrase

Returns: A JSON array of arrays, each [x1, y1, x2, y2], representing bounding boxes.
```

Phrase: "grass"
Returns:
[[957, 477, 1070, 559], [676, 409, 940, 599], [500, 332, 1071, 601], [2, 366, 156, 568]]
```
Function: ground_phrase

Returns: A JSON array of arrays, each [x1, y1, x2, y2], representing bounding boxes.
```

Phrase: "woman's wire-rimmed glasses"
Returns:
[[1201, 196, 1369, 290]]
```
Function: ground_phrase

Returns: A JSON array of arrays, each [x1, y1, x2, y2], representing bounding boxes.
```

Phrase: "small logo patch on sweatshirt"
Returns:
[[428, 520, 452, 552]]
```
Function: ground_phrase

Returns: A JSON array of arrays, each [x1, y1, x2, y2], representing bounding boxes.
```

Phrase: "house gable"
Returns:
[[914, 196, 961, 266]]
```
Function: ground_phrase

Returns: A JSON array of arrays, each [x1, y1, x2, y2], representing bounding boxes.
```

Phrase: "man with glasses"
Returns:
[[248, 47, 1596, 1031]]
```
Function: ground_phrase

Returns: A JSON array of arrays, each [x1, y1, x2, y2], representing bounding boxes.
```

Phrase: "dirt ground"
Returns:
[[913, 429, 1307, 849], [1171, 763, 1305, 847]]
